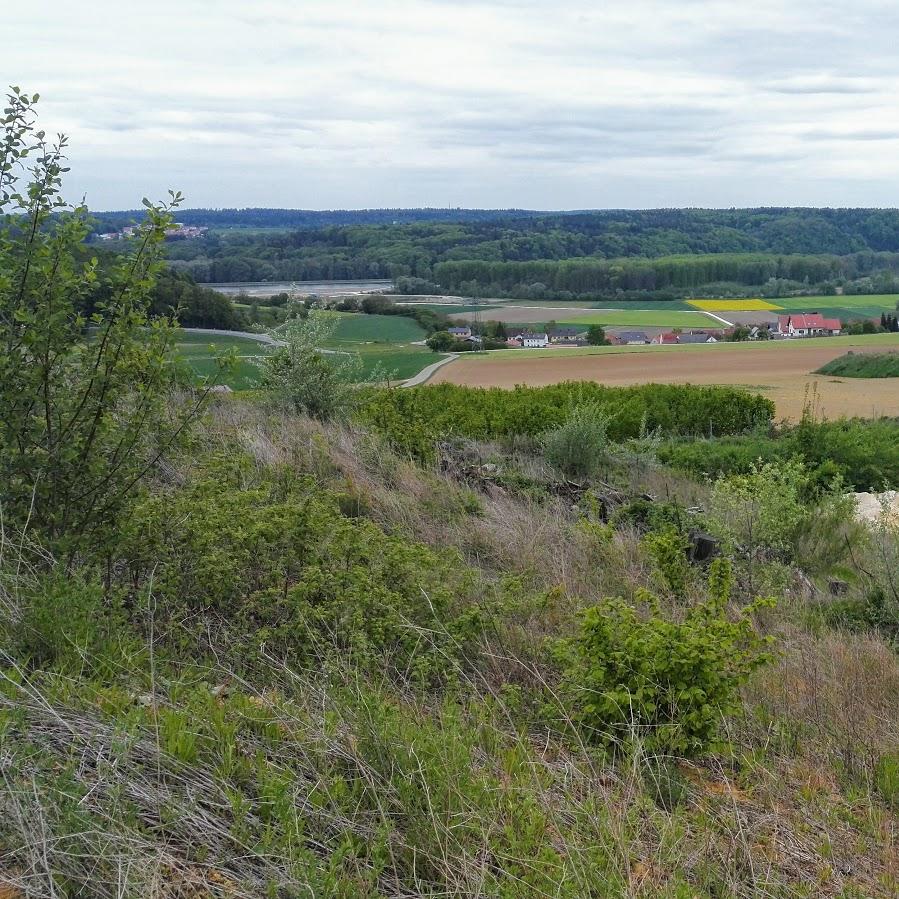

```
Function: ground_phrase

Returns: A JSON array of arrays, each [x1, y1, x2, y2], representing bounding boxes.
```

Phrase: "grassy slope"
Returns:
[[816, 351, 899, 378], [5, 400, 896, 897]]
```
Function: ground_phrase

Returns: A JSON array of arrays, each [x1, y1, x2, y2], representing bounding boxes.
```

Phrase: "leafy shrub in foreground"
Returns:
[[658, 417, 899, 492], [122, 457, 481, 682], [561, 563, 773, 756]]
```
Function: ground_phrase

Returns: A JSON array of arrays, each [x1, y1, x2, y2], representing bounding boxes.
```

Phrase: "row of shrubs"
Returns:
[[658, 415, 899, 492], [358, 382, 775, 460]]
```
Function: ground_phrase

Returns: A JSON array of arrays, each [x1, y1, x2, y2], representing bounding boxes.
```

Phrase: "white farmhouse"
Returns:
[[519, 331, 549, 348]]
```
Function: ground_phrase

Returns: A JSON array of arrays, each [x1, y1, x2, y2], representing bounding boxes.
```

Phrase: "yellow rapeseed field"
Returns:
[[688, 299, 784, 311]]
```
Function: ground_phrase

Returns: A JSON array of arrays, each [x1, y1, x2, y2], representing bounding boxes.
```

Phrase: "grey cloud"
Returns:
[[11, 0, 899, 208]]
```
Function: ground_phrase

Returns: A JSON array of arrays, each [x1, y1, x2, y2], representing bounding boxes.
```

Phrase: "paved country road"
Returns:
[[181, 327, 283, 345], [400, 353, 458, 387]]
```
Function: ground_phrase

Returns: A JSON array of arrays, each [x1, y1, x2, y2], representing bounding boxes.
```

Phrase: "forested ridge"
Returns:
[[120, 207, 899, 298]]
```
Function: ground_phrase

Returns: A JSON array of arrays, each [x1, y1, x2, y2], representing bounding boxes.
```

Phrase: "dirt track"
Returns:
[[431, 342, 899, 421]]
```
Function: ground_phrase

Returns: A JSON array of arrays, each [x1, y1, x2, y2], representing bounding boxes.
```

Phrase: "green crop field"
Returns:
[[353, 346, 436, 381], [776, 295, 899, 319], [327, 312, 426, 344], [172, 332, 267, 390], [169, 320, 436, 390]]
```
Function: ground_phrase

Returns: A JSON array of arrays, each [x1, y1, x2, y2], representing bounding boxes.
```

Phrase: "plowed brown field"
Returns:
[[431, 342, 899, 421]]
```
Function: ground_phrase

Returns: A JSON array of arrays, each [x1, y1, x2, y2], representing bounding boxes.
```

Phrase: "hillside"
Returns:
[[3, 89, 899, 899]]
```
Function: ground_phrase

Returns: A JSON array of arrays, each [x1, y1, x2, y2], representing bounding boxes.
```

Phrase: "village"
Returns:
[[95, 223, 209, 241], [445, 311, 846, 349]]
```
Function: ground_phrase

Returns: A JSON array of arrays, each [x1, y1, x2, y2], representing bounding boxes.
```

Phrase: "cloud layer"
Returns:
[[8, 0, 899, 209]]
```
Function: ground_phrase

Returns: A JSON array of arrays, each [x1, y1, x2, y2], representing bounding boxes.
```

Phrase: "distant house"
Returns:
[[549, 326, 587, 343], [448, 326, 472, 339], [677, 332, 718, 344], [519, 331, 549, 348], [776, 313, 841, 337], [616, 330, 650, 345], [652, 332, 679, 345]]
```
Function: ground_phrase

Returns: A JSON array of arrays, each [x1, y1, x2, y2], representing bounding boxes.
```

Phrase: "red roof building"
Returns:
[[777, 313, 842, 337]]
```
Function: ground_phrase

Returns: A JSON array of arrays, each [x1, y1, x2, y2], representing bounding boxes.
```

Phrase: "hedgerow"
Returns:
[[358, 382, 774, 460]]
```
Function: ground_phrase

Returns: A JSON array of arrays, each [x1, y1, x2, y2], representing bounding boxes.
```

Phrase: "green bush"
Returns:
[[540, 403, 611, 480], [561, 568, 773, 756], [643, 528, 691, 599], [0, 89, 197, 557], [261, 311, 362, 420], [658, 417, 899, 493], [4, 572, 134, 675], [122, 457, 482, 682]]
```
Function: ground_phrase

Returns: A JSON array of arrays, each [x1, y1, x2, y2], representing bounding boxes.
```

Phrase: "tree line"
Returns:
[[123, 209, 899, 299]]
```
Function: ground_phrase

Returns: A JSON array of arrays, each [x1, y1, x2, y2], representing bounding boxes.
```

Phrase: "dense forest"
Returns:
[[123, 207, 899, 299]]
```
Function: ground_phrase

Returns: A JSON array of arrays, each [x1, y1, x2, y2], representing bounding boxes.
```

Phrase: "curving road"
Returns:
[[400, 353, 459, 387]]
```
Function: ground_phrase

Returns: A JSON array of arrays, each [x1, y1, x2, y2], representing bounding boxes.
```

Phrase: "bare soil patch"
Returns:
[[431, 342, 899, 421]]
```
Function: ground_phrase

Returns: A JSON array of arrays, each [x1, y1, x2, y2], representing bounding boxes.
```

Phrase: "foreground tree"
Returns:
[[0, 87, 201, 560], [261, 309, 363, 419]]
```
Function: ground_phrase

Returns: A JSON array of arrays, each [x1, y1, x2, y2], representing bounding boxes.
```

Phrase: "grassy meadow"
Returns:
[[172, 312, 436, 389]]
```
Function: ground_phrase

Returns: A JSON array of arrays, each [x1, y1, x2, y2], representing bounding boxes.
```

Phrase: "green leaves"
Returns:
[[0, 87, 199, 559], [562, 587, 773, 756]]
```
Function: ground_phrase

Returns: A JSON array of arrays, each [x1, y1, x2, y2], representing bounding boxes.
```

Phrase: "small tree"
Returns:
[[261, 309, 362, 420], [707, 459, 809, 592], [586, 324, 607, 346], [0, 87, 201, 560], [540, 403, 611, 480], [426, 330, 457, 352]]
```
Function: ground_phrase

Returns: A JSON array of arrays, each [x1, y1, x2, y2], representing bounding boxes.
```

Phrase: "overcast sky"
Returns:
[[8, 1, 899, 210]]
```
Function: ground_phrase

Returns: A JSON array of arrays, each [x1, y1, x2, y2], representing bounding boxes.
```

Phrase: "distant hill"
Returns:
[[86, 207, 552, 233]]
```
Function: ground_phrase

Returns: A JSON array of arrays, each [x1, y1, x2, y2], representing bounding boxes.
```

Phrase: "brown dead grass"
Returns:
[[433, 343, 899, 421]]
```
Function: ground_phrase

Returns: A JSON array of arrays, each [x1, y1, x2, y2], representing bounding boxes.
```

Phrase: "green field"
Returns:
[[401, 303, 502, 314], [499, 299, 704, 312], [555, 310, 712, 328], [776, 295, 899, 320], [173, 332, 266, 390], [326, 312, 427, 344], [172, 314, 437, 390]]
